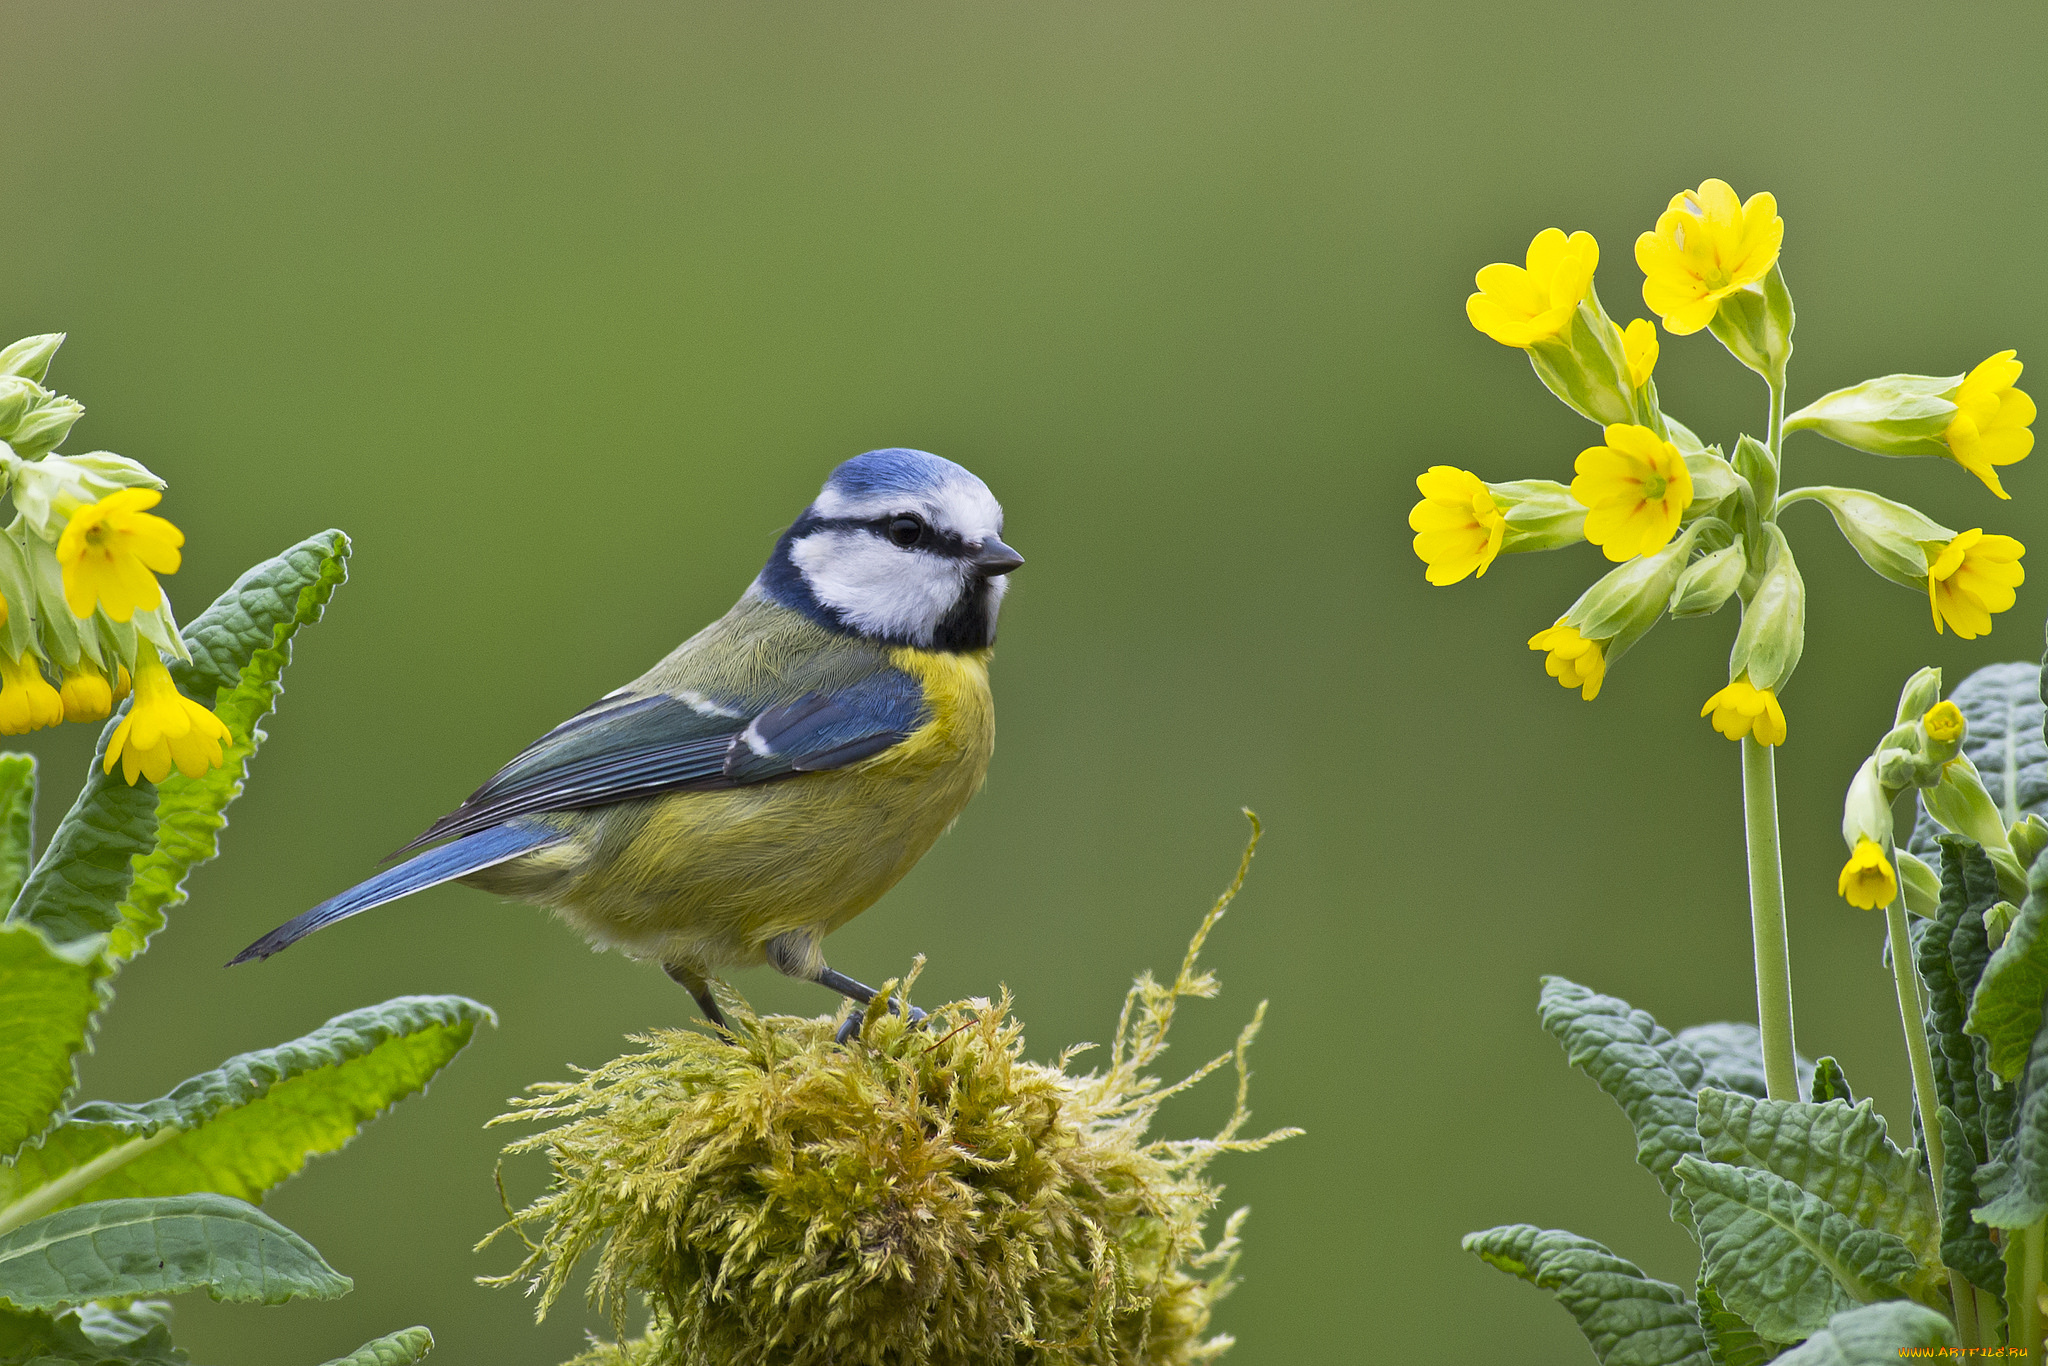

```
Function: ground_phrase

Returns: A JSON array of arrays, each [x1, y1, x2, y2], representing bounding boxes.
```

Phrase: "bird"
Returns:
[[231, 448, 1021, 1041]]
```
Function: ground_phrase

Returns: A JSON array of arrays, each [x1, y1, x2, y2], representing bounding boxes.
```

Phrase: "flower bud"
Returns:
[[1669, 543, 1745, 618], [1920, 701, 1965, 765], [0, 334, 64, 384], [6, 396, 83, 458], [2012, 813, 2048, 873], [1783, 372, 1957, 457], [0, 378, 38, 434], [1707, 261, 1796, 383], [1894, 667, 1944, 727], [1921, 755, 2029, 899], [1776, 486, 1954, 592], [1895, 848, 1941, 917], [1525, 287, 1637, 428], [1841, 755, 1894, 849], [1484, 479, 1586, 554], [8, 451, 166, 542], [1683, 451, 1742, 512], [1731, 435, 1776, 530], [0, 532, 34, 665], [1563, 521, 1709, 660], [1729, 525, 1803, 691]]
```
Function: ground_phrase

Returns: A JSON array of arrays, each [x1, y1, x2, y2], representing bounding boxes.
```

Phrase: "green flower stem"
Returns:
[[1981, 1286, 2007, 1352], [1742, 737, 1800, 1100], [1882, 878, 1947, 1199], [2026, 1219, 2045, 1363], [1953, 1270, 1982, 1352]]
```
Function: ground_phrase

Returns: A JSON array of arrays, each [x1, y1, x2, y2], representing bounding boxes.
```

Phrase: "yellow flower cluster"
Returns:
[[1417, 175, 2033, 743], [0, 332, 225, 783]]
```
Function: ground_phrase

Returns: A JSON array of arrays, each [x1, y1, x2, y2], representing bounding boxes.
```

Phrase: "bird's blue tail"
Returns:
[[228, 823, 561, 965]]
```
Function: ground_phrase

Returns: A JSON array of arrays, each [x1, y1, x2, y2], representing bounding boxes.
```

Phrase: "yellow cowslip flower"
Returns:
[[1570, 424, 1693, 562], [104, 657, 231, 785], [1528, 620, 1605, 700], [1837, 838, 1897, 910], [0, 653, 62, 735], [1466, 229, 1599, 347], [1620, 319, 1658, 388], [1634, 179, 1784, 336], [55, 488, 184, 622], [1409, 467, 1506, 585], [1926, 529, 2025, 639], [1943, 351, 2035, 499], [59, 663, 114, 723], [1702, 677, 1787, 746], [1923, 700, 1965, 745]]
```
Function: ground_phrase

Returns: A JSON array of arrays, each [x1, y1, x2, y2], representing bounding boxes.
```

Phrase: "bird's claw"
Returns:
[[835, 1000, 927, 1045]]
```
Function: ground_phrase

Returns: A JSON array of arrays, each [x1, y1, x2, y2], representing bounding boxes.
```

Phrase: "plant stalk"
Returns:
[[2027, 1219, 2045, 1364], [1742, 737, 1800, 1100], [1884, 883, 1947, 1197], [1954, 1269, 1982, 1353]]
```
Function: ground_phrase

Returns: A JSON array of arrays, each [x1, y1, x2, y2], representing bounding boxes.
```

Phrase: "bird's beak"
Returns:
[[971, 539, 1025, 576]]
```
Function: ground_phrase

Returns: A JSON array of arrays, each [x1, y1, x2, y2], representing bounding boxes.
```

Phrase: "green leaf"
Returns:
[[1538, 978, 1706, 1227], [0, 1192, 349, 1308], [1694, 1276, 1784, 1366], [1915, 840, 2012, 1168], [0, 753, 36, 911], [1769, 1302, 1955, 1364], [1936, 1105, 2005, 1295], [1971, 992, 2048, 1229], [116, 528, 350, 963], [1461, 1224, 1711, 1366], [0, 995, 492, 1218], [1810, 1058, 1854, 1105], [1909, 658, 2047, 856], [1693, 1089, 1939, 1288], [1967, 866, 2048, 1081], [6, 530, 350, 958], [319, 1326, 434, 1366], [1674, 1023, 1815, 1102], [0, 922, 109, 1160], [1676, 1156, 1923, 1343], [0, 1301, 188, 1364]]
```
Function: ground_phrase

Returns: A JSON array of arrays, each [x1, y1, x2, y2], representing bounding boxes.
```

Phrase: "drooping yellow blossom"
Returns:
[[1570, 424, 1694, 561], [1621, 319, 1659, 388], [1943, 351, 2034, 499], [1409, 467, 1506, 585], [1702, 677, 1787, 746], [59, 663, 114, 723], [55, 488, 184, 622], [0, 653, 62, 735], [1926, 529, 2025, 639], [103, 657, 231, 785], [1466, 229, 1599, 348], [1923, 700, 1965, 745], [1837, 838, 1897, 910], [1528, 620, 1605, 700], [1634, 179, 1784, 335]]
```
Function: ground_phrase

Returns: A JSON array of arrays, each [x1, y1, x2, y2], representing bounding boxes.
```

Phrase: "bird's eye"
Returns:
[[886, 515, 925, 548]]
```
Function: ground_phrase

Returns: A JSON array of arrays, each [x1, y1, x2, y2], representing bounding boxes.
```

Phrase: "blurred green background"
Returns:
[[2, 3, 2044, 1361]]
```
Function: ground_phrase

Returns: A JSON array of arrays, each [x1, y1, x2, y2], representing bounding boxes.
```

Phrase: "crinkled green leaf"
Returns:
[[5, 531, 349, 959], [0, 753, 36, 911], [1915, 839, 2012, 1167], [1539, 978, 1706, 1228], [1674, 1023, 1816, 1103], [0, 995, 492, 1216], [1810, 1058, 1853, 1105], [1910, 658, 2047, 857], [0, 1301, 187, 1364], [1770, 1301, 1955, 1364], [1971, 991, 2048, 1229], [1936, 1105, 2005, 1295], [1968, 857, 2048, 1081], [1676, 1157, 1923, 1343], [1694, 1275, 1784, 1366], [1693, 1088, 1939, 1285], [0, 1192, 349, 1308], [116, 529, 350, 963], [1461, 1224, 1710, 1366], [319, 1325, 434, 1366], [0, 923, 109, 1161]]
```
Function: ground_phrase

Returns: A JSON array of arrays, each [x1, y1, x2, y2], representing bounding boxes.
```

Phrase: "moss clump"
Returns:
[[483, 822, 1297, 1366]]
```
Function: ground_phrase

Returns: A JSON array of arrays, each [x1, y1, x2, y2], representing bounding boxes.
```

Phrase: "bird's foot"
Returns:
[[835, 1000, 928, 1045]]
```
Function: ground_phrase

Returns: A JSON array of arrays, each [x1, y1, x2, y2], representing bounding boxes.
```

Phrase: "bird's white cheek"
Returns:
[[790, 531, 965, 645]]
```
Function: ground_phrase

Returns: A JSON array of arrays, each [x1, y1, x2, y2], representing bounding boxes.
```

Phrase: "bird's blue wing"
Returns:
[[397, 669, 928, 852]]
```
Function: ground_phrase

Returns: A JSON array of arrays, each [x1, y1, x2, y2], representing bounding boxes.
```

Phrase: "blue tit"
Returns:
[[232, 448, 1022, 1039]]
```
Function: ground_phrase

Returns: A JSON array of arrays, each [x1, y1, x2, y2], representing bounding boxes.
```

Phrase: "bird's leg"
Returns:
[[765, 932, 926, 1043], [663, 961, 729, 1032]]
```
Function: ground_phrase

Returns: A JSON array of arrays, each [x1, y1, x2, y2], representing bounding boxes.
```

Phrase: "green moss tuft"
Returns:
[[483, 819, 1298, 1366]]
